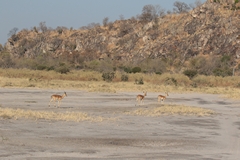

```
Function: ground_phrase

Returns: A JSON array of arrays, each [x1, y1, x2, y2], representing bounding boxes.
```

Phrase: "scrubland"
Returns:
[[0, 68, 239, 99]]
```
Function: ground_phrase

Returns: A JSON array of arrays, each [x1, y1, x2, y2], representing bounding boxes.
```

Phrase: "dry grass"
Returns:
[[0, 68, 240, 99], [0, 107, 105, 122], [0, 68, 102, 81], [127, 104, 215, 117], [192, 75, 240, 87]]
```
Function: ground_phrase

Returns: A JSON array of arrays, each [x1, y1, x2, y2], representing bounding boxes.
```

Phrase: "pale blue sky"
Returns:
[[0, 0, 205, 45]]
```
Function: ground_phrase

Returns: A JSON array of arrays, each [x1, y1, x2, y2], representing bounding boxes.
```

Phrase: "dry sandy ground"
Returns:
[[0, 88, 240, 160]]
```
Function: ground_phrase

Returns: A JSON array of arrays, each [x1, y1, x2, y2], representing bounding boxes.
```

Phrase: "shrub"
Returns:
[[236, 82, 240, 88], [118, 23, 132, 37], [213, 68, 232, 77], [36, 65, 47, 70], [47, 66, 55, 71], [0, 52, 15, 68], [55, 66, 70, 74], [183, 69, 198, 79], [191, 82, 198, 88], [132, 67, 141, 73], [190, 56, 206, 70], [102, 17, 109, 27], [165, 77, 178, 86], [102, 72, 115, 82], [135, 78, 144, 85], [155, 71, 162, 75], [123, 67, 132, 73], [121, 74, 129, 82], [0, 44, 3, 51], [220, 55, 231, 63]]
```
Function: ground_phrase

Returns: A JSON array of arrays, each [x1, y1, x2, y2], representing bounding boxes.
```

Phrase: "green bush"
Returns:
[[123, 67, 132, 73], [131, 67, 141, 73], [213, 68, 232, 77], [36, 65, 47, 70], [55, 66, 70, 74], [47, 66, 55, 71], [155, 71, 162, 75], [183, 70, 198, 79], [102, 72, 115, 82]]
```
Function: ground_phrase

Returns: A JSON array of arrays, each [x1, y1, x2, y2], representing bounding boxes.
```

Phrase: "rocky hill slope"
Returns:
[[3, 0, 240, 74]]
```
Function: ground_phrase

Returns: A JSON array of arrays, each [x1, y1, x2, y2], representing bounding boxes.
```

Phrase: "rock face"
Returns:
[[207, 0, 240, 9], [207, 0, 235, 3], [5, 1, 240, 66]]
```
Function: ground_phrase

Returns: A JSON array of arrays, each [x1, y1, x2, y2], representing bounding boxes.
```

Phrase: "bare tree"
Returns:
[[141, 4, 156, 21], [140, 4, 165, 22], [102, 17, 109, 27], [167, 10, 173, 15], [87, 22, 100, 29], [194, 0, 203, 7], [56, 26, 68, 34], [119, 14, 125, 20], [190, 0, 203, 9], [0, 44, 3, 51], [158, 5, 166, 17], [8, 27, 18, 37], [173, 1, 190, 13], [8, 27, 19, 42], [32, 26, 38, 33], [39, 21, 48, 33]]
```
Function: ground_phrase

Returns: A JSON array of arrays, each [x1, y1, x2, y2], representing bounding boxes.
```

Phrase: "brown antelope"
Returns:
[[136, 91, 147, 105], [49, 92, 67, 107], [158, 92, 169, 103]]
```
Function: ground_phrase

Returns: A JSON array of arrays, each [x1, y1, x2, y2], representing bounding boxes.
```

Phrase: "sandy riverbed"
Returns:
[[0, 88, 240, 159]]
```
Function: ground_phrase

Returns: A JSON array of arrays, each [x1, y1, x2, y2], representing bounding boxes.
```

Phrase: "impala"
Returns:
[[158, 92, 169, 103], [136, 91, 147, 105], [49, 91, 67, 107]]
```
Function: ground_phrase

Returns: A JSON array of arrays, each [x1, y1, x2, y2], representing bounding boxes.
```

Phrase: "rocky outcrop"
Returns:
[[207, 0, 240, 9], [5, 1, 240, 66]]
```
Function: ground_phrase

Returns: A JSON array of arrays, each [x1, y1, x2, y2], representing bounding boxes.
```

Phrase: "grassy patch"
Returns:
[[0, 108, 105, 122], [127, 104, 215, 117], [0, 68, 240, 99]]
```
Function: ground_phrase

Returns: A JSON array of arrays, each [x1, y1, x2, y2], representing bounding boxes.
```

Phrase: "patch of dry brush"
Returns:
[[1, 68, 240, 99], [0, 107, 105, 122], [128, 104, 215, 117]]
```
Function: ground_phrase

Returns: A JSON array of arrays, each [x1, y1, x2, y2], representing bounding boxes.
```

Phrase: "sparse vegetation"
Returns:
[[140, 4, 165, 22], [102, 17, 110, 27], [135, 78, 144, 85], [0, 0, 239, 100], [102, 72, 115, 82], [0, 107, 104, 122], [173, 1, 190, 13], [1, 0, 238, 77], [131, 67, 141, 73], [8, 27, 18, 38], [121, 74, 129, 81], [0, 68, 240, 99], [127, 104, 215, 116], [55, 65, 70, 74], [183, 69, 198, 79], [123, 66, 132, 73]]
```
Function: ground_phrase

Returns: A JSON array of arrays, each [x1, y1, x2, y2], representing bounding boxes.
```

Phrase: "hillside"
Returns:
[[2, 0, 240, 76]]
